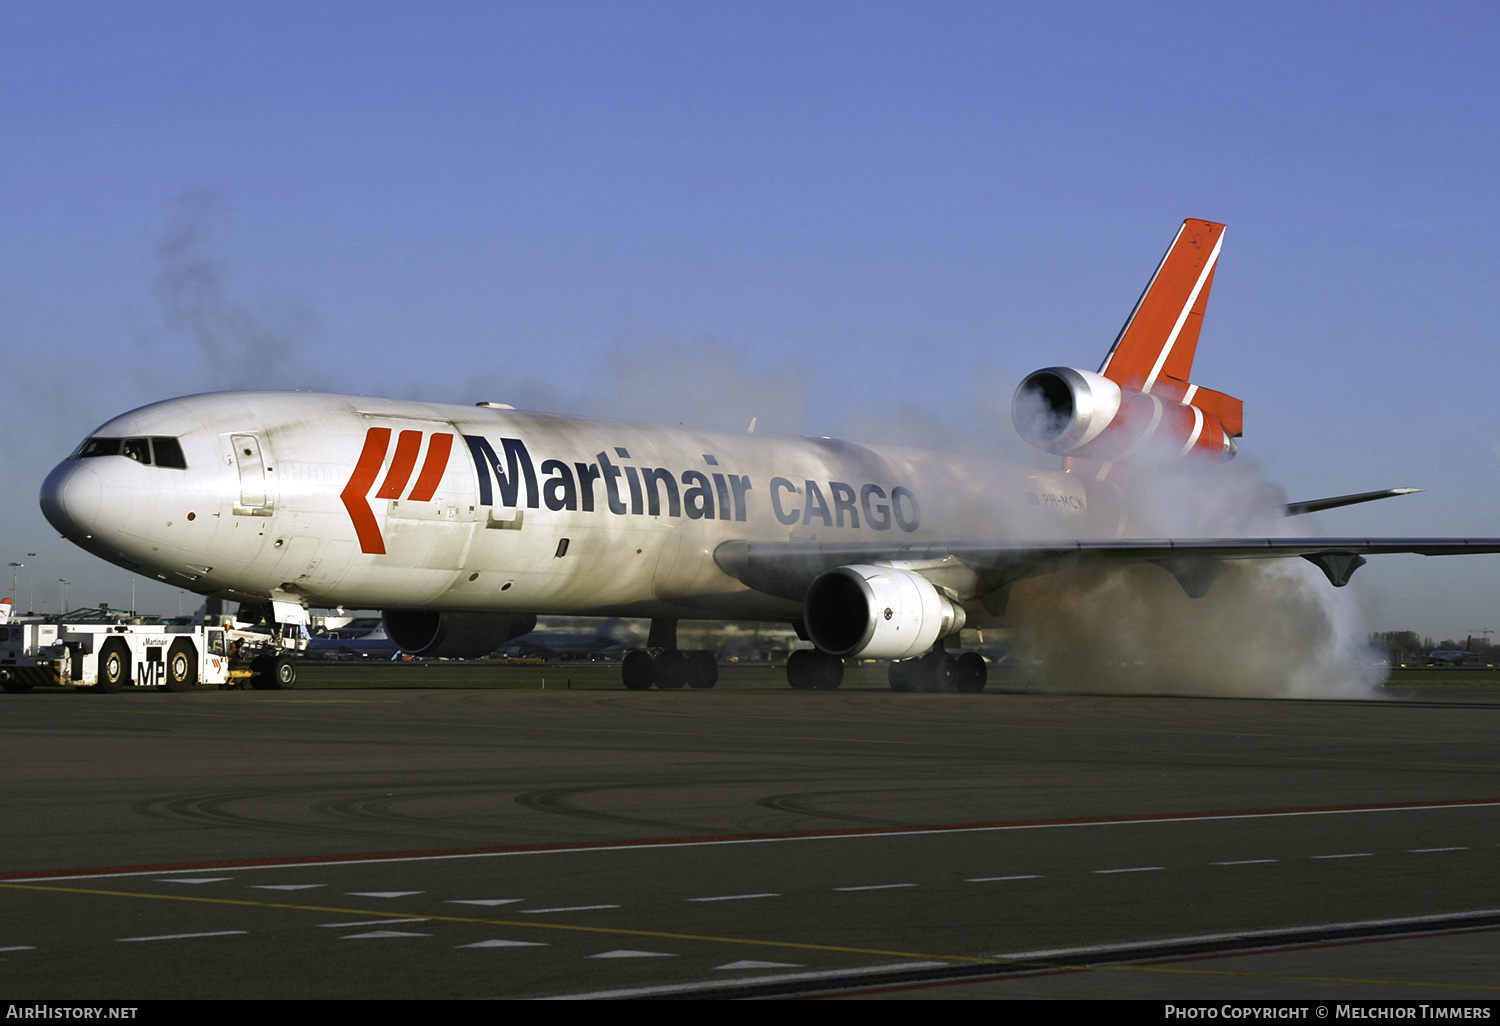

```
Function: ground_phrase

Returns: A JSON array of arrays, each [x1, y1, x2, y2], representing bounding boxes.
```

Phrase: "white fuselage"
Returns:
[[41, 392, 1093, 621]]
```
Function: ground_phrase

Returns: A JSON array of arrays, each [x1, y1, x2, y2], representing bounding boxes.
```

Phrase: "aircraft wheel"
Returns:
[[251, 654, 297, 690], [787, 650, 842, 690], [954, 652, 987, 693], [923, 651, 958, 693], [165, 639, 198, 692], [96, 639, 130, 693], [248, 655, 273, 690], [786, 650, 817, 689], [686, 651, 718, 689], [621, 650, 654, 690], [653, 649, 688, 689], [888, 659, 916, 692], [267, 655, 297, 689]]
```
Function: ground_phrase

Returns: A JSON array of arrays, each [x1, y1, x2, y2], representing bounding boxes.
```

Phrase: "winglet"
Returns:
[[1097, 219, 1241, 436]]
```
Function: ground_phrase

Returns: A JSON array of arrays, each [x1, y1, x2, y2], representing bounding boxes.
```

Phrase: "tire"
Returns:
[[266, 655, 297, 690], [621, 650, 654, 690], [248, 655, 273, 690], [96, 639, 130, 693], [888, 659, 916, 692], [165, 639, 198, 692], [653, 649, 687, 689], [787, 650, 819, 689], [923, 651, 957, 692], [954, 652, 987, 693], [787, 650, 842, 690], [685, 651, 718, 689]]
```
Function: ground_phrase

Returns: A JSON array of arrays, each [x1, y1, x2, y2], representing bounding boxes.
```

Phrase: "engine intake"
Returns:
[[1014, 366, 1236, 462], [803, 565, 965, 660], [382, 610, 538, 659]]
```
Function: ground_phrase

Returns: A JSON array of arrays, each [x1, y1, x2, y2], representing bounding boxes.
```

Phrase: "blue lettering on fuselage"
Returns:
[[464, 435, 920, 532]]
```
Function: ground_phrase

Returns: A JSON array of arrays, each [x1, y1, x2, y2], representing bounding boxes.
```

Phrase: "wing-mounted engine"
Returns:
[[1013, 366, 1238, 463], [803, 564, 966, 660], [382, 610, 538, 659]]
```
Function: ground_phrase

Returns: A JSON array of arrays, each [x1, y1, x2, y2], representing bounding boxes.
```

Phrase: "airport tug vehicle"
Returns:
[[0, 614, 305, 693]]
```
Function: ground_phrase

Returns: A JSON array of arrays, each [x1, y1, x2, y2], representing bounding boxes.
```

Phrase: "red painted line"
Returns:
[[406, 433, 453, 502], [4, 797, 1498, 882], [339, 427, 391, 555], [373, 429, 422, 500]]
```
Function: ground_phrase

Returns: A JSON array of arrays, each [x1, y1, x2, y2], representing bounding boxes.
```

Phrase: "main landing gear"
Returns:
[[786, 649, 843, 690], [888, 646, 988, 693], [621, 619, 719, 690]]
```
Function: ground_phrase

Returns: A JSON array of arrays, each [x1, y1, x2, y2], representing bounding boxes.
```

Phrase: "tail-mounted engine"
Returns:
[[803, 564, 966, 660], [1013, 367, 1240, 463]]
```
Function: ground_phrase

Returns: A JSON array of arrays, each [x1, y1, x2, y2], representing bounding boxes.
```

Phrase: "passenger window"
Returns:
[[121, 438, 152, 464], [151, 437, 188, 469]]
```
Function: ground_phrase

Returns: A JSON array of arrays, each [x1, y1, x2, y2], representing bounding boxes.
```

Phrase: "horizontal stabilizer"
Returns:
[[1284, 488, 1423, 516]]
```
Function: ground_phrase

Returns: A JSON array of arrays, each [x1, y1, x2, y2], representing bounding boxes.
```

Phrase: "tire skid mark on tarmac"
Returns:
[[755, 791, 914, 827], [512, 783, 723, 835]]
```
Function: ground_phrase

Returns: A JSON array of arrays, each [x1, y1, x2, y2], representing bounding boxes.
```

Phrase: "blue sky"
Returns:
[[3, 1, 1498, 639]]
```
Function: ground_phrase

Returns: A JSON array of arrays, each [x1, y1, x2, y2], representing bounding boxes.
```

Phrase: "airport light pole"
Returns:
[[58, 579, 68, 615], [27, 554, 35, 613], [8, 562, 20, 604]]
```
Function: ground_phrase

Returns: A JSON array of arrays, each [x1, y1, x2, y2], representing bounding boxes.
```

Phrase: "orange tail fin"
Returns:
[[1098, 218, 1241, 437]]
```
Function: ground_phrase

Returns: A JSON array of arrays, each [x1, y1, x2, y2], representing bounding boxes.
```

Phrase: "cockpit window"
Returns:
[[74, 435, 188, 469], [121, 438, 151, 464], [151, 437, 187, 469], [77, 437, 121, 458]]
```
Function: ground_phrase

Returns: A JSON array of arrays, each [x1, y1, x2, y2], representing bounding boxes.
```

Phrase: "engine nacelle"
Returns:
[[1013, 366, 1236, 462], [381, 610, 538, 659], [803, 565, 966, 660]]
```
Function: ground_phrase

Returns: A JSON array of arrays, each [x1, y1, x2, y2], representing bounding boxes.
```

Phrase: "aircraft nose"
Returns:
[[40, 460, 102, 541]]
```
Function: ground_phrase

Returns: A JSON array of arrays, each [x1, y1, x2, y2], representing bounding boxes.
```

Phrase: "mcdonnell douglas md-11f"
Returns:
[[39, 220, 1500, 691]]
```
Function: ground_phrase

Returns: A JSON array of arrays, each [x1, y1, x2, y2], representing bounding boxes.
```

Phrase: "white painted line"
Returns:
[[155, 877, 233, 885], [1311, 853, 1373, 859], [447, 898, 525, 906], [1408, 847, 1467, 853], [834, 883, 916, 892], [250, 884, 325, 890], [118, 930, 247, 943], [687, 893, 780, 902], [716, 960, 803, 970], [997, 909, 1500, 961], [318, 918, 429, 928], [589, 949, 676, 959], [547, 961, 950, 1000], [1092, 867, 1164, 874], [458, 939, 547, 948], [966, 875, 1042, 882], [31, 799, 1500, 881], [1211, 859, 1279, 865], [345, 890, 424, 898], [519, 904, 620, 914], [341, 930, 430, 939], [0, 946, 37, 951]]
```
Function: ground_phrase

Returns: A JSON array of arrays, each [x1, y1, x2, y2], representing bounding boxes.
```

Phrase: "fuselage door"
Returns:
[[231, 433, 274, 516]]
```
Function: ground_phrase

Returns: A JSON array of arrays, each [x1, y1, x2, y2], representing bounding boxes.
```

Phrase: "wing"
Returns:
[[714, 536, 1500, 609]]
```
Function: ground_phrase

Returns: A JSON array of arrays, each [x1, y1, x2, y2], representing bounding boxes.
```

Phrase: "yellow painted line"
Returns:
[[0, 881, 998, 964], [9, 881, 1500, 995]]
